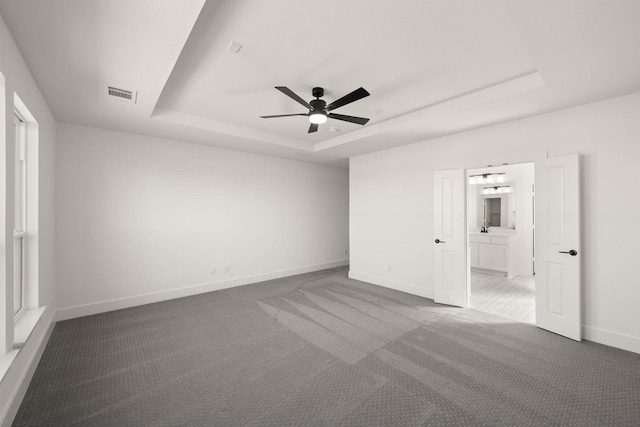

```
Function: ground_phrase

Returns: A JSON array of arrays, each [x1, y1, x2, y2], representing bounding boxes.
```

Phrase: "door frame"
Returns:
[[465, 160, 536, 297]]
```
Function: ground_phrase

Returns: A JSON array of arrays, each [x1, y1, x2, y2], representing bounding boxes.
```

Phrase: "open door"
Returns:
[[535, 153, 581, 341], [433, 169, 467, 307]]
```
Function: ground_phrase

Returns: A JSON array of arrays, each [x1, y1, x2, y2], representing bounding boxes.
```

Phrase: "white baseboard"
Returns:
[[348, 271, 434, 300], [57, 260, 349, 321], [583, 325, 640, 354], [0, 307, 55, 426]]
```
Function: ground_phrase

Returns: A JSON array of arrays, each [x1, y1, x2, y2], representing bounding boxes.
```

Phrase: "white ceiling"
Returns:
[[1, 0, 640, 167]]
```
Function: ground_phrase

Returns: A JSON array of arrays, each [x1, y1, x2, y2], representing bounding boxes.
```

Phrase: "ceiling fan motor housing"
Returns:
[[310, 98, 326, 112], [312, 87, 324, 98]]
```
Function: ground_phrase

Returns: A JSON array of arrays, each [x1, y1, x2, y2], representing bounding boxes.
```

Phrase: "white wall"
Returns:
[[56, 123, 349, 318], [350, 91, 640, 354], [0, 11, 57, 425]]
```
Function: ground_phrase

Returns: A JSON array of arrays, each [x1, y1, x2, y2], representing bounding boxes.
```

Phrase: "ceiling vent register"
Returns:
[[107, 86, 137, 103]]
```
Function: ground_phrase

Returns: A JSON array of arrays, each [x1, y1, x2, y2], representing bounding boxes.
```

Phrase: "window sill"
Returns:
[[14, 306, 46, 349], [0, 350, 19, 383], [0, 307, 46, 384]]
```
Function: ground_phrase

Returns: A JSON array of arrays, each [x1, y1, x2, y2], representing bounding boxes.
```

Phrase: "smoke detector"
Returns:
[[107, 86, 137, 103], [226, 41, 243, 54]]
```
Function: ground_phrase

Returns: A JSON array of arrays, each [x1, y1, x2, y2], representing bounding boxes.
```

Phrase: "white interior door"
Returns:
[[535, 153, 581, 341], [433, 169, 467, 307]]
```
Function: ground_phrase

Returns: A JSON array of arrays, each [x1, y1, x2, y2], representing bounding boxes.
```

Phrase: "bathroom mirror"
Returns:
[[485, 198, 502, 226]]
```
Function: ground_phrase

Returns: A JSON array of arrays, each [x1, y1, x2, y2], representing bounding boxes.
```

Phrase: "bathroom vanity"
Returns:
[[469, 232, 512, 277]]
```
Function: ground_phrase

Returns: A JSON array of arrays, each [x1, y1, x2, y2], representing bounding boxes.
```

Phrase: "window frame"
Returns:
[[13, 111, 27, 319]]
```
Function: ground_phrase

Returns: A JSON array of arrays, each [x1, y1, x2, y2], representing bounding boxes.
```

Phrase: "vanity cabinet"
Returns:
[[469, 233, 511, 276]]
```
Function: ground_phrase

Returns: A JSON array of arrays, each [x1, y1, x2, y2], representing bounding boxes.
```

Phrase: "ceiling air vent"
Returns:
[[107, 86, 137, 103]]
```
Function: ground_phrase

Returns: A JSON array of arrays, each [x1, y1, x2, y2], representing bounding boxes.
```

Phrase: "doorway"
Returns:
[[466, 163, 535, 323], [433, 154, 581, 340]]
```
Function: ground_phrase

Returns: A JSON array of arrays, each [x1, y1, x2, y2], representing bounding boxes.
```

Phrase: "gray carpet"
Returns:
[[13, 267, 640, 426]]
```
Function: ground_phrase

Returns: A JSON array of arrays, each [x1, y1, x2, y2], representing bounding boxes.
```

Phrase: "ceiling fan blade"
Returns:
[[328, 113, 370, 125], [308, 123, 319, 133], [275, 86, 312, 109], [260, 113, 308, 119], [326, 87, 370, 111]]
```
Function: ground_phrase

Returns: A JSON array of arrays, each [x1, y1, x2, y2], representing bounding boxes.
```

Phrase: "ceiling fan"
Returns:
[[261, 86, 370, 133]]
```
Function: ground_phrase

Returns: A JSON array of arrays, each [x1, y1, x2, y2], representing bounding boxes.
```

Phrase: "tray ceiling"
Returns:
[[1, 0, 640, 166]]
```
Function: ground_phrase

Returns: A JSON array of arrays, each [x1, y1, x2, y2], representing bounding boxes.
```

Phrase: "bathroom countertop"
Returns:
[[469, 230, 515, 237]]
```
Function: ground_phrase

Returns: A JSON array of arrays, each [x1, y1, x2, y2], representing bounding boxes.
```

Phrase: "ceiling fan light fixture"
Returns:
[[309, 111, 327, 124]]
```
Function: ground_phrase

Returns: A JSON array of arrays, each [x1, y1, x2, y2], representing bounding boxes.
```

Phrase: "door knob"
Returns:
[[435, 239, 445, 244], [559, 249, 578, 256]]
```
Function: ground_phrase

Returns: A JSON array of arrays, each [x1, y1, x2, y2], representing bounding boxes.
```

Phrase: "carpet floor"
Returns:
[[13, 267, 640, 426]]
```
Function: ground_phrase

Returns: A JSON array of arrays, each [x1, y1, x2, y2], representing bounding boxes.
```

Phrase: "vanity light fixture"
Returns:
[[482, 185, 512, 195], [469, 173, 505, 185]]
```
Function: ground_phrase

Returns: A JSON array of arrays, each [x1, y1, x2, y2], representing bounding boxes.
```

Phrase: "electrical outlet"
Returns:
[[211, 267, 217, 275], [225, 264, 231, 273], [387, 265, 392, 272], [344, 248, 348, 255]]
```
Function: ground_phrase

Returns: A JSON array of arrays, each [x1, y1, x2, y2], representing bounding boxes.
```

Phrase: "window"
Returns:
[[14, 112, 26, 317]]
